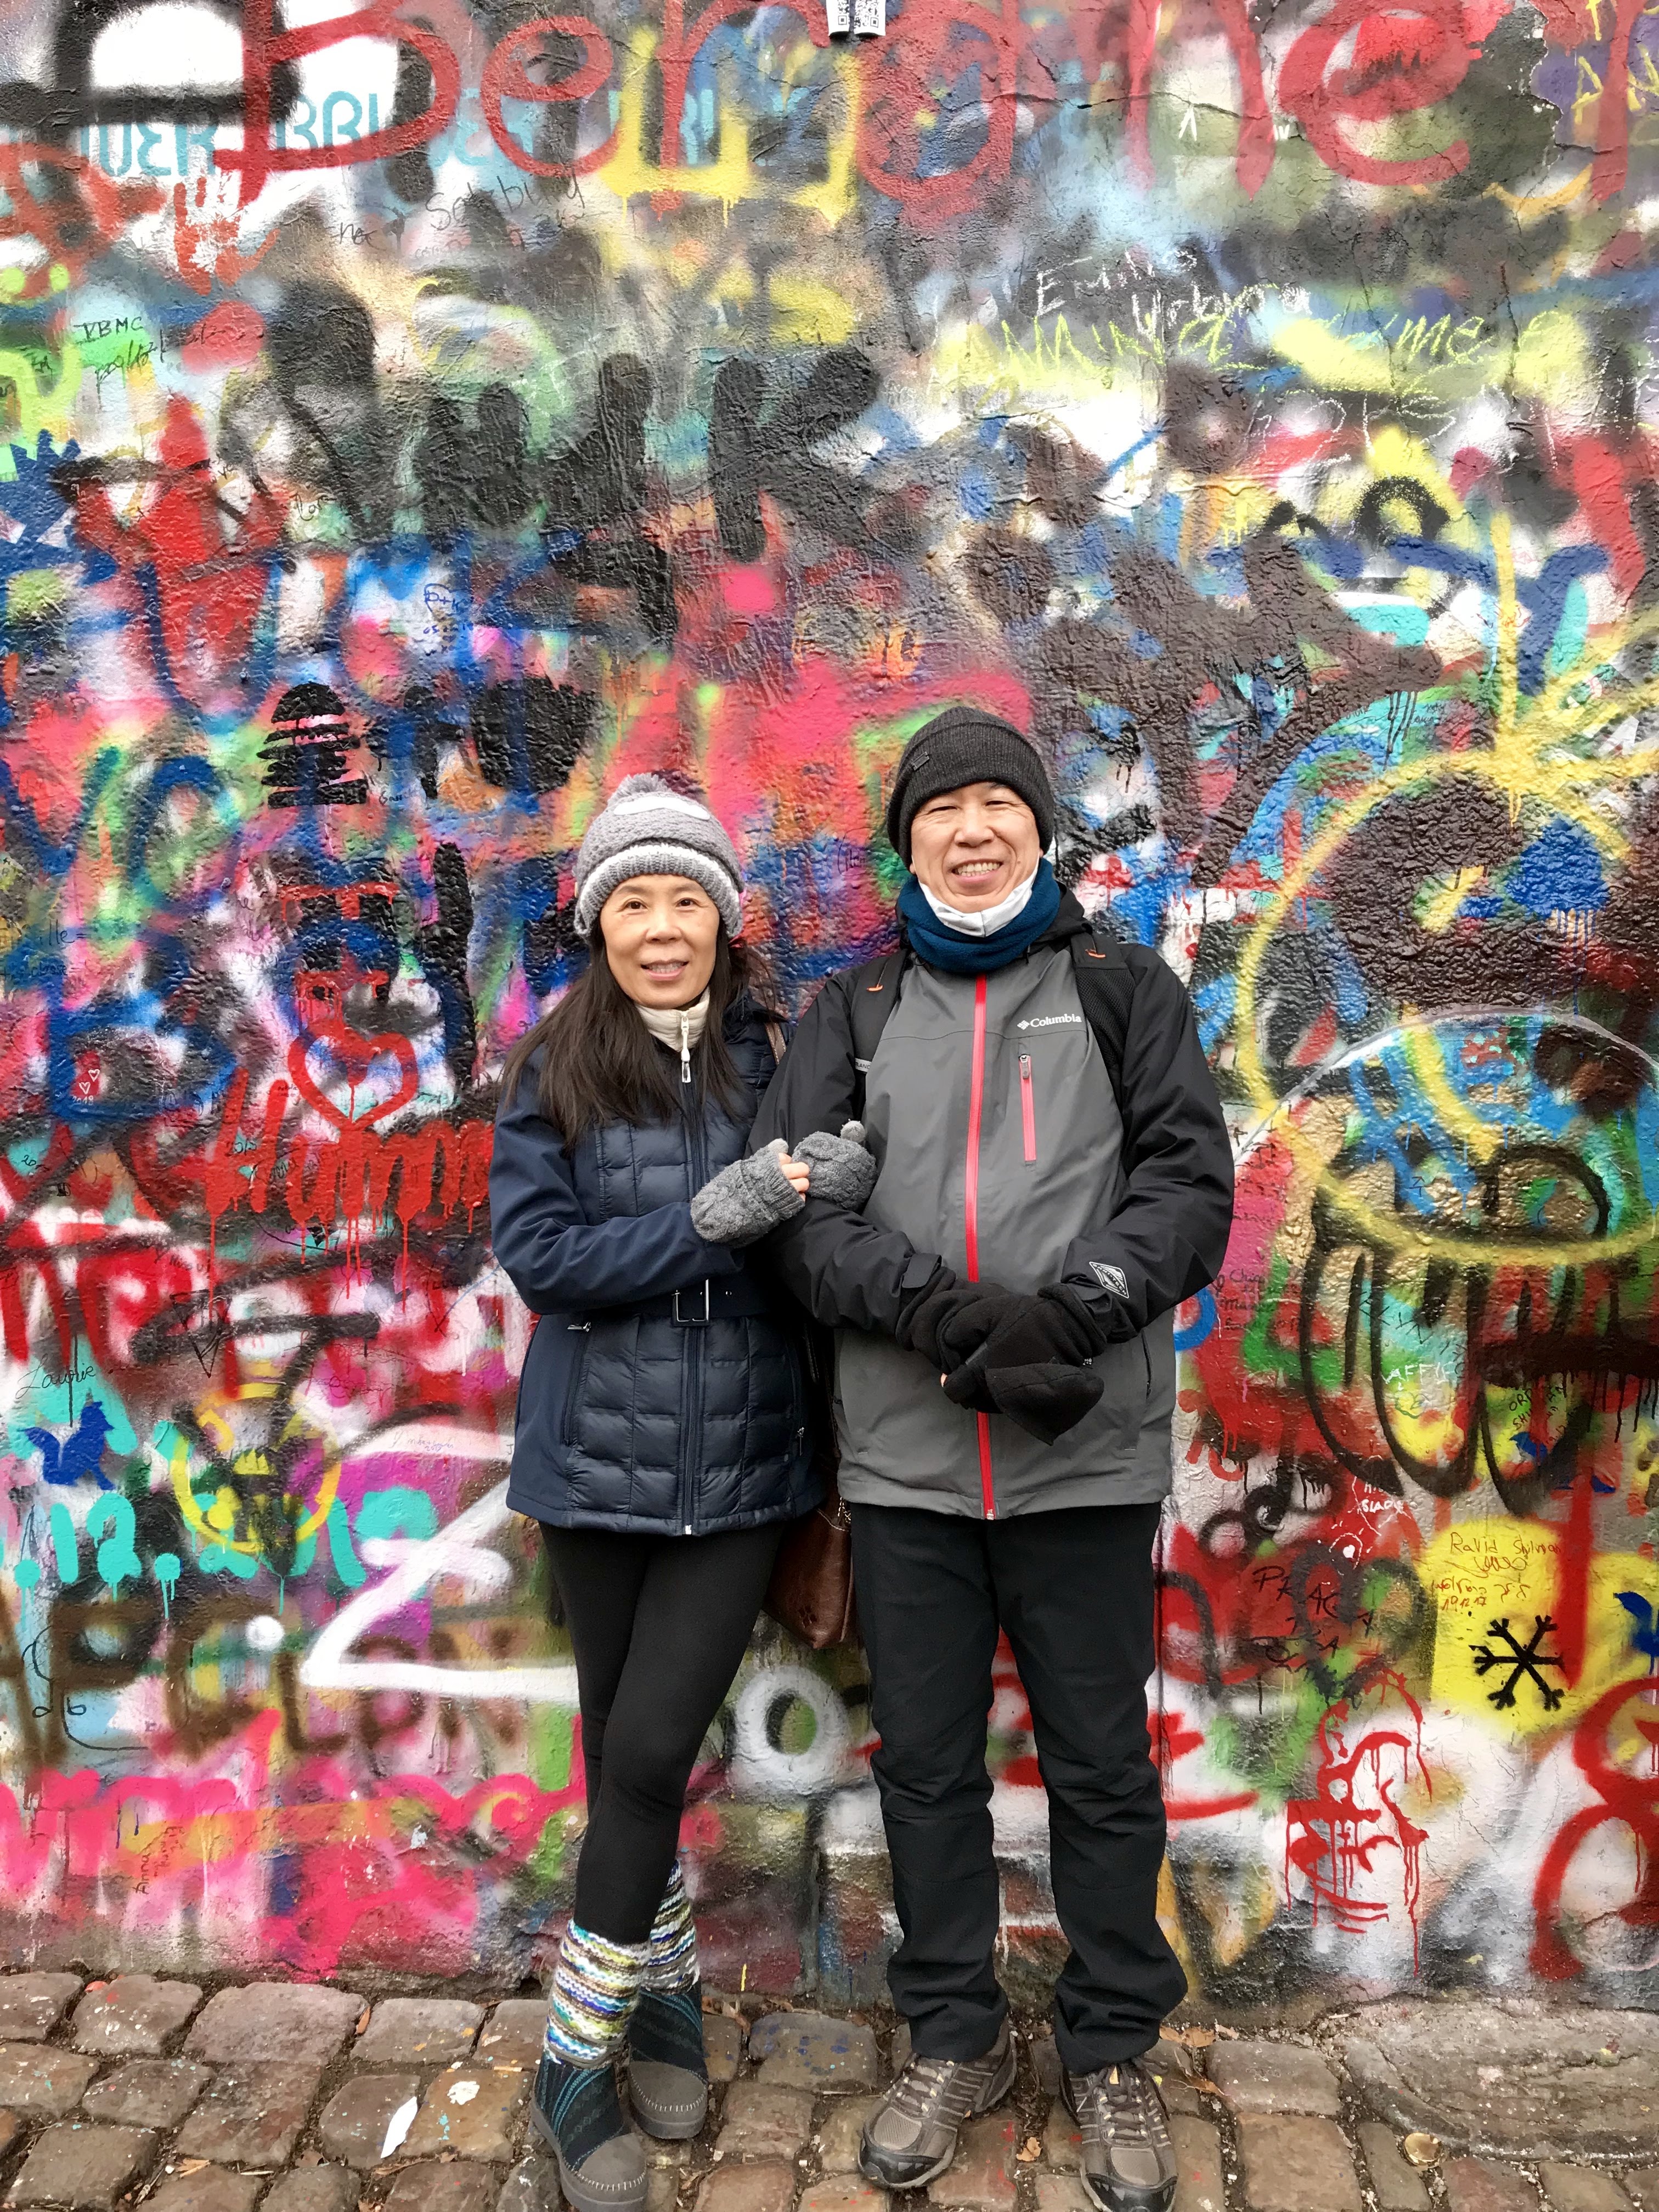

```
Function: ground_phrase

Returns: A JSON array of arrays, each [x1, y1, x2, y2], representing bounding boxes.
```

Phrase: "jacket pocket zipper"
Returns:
[[561, 1322, 591, 1446], [1019, 1054, 1037, 1164]]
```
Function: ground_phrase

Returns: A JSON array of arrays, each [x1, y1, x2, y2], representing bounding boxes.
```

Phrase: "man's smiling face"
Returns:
[[907, 780, 1042, 912]]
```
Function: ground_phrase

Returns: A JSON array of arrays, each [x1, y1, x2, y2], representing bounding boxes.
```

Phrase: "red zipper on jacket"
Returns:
[[1019, 1054, 1037, 1163], [964, 975, 996, 1520]]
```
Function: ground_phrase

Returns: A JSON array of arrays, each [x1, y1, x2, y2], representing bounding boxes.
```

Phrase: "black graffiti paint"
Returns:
[[413, 842, 478, 1089], [710, 349, 882, 562]]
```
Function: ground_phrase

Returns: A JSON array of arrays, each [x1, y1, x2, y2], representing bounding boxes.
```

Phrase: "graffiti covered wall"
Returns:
[[0, 0, 1656, 2006]]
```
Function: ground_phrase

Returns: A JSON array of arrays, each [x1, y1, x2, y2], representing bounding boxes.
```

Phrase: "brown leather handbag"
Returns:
[[765, 1471, 855, 1650]]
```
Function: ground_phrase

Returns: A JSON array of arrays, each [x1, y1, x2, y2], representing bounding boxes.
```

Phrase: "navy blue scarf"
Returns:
[[897, 859, 1062, 974]]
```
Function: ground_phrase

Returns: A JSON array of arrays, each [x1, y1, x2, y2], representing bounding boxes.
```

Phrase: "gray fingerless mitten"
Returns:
[[794, 1120, 877, 1211], [691, 1141, 805, 1245]]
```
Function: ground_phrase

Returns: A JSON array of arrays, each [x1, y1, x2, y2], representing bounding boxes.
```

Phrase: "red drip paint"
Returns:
[[1284, 1675, 1430, 1971]]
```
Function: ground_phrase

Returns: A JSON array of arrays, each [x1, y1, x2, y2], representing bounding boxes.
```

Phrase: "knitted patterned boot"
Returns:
[[533, 1925, 650, 2210], [627, 1863, 708, 2140]]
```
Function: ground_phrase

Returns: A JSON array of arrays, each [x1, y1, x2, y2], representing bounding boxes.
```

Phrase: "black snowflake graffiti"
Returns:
[[1469, 1616, 1567, 1712]]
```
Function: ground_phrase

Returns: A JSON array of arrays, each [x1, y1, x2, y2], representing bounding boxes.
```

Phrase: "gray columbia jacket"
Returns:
[[748, 891, 1234, 1520]]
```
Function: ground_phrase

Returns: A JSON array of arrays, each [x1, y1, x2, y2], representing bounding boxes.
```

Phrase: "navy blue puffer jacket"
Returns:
[[491, 1000, 822, 1533]]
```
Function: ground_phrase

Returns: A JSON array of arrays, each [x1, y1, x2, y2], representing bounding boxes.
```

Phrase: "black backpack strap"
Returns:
[[1068, 928, 1136, 1124], [847, 947, 909, 1114]]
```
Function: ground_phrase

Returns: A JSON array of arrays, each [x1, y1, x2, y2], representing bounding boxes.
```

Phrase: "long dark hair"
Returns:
[[502, 925, 778, 1144]]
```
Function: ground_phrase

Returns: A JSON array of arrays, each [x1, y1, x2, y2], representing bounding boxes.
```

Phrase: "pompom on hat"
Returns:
[[573, 774, 745, 936]]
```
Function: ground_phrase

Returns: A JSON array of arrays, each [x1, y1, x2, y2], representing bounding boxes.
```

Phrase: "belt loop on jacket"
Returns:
[[672, 1280, 712, 1325]]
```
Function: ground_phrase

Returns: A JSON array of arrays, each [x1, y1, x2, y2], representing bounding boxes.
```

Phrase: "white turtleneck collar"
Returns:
[[637, 992, 710, 1084], [920, 867, 1039, 938]]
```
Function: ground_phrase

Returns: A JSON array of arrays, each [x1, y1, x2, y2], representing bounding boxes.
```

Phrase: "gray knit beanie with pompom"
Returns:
[[572, 774, 745, 936]]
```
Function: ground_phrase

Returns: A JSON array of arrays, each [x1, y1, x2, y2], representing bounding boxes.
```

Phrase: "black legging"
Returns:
[[542, 1522, 783, 1943]]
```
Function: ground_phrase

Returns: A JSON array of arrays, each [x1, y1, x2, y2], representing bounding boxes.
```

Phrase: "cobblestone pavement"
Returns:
[[0, 1976, 1652, 2212]]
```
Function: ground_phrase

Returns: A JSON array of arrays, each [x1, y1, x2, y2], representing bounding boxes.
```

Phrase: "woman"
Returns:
[[490, 775, 872, 2212]]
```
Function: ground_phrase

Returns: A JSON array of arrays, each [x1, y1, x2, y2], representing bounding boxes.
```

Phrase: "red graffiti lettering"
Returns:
[[481, 15, 618, 177], [1278, 0, 1475, 187], [217, 0, 460, 205]]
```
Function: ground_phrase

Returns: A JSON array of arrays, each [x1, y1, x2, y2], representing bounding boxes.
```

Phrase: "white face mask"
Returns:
[[637, 991, 710, 1084], [920, 868, 1040, 937]]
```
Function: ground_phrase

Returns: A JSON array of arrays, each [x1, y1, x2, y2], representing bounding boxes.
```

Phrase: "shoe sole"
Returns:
[[857, 2041, 1018, 2192], [627, 2081, 709, 2141], [529, 2097, 649, 2211], [1072, 2175, 1175, 2212]]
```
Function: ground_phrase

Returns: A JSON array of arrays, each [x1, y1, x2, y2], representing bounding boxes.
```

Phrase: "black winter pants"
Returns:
[[849, 1501, 1184, 2073], [541, 1523, 782, 1942]]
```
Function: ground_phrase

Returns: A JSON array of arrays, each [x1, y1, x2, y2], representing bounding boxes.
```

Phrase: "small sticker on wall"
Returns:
[[1090, 1263, 1130, 1298], [827, 0, 885, 33]]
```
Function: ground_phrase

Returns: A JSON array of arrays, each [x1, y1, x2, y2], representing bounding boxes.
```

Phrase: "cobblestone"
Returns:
[[381, 2162, 499, 2212], [356, 2002, 483, 2068], [926, 2112, 1016, 2211], [1169, 2115, 1224, 2212], [494, 2154, 560, 2212], [6, 2125, 155, 2210], [185, 1988, 365, 2068], [1210, 2042, 1342, 2119], [706, 2015, 744, 2084], [0, 1975, 83, 2043], [749, 2015, 881, 2091], [1147, 2057, 1204, 2118], [799, 2183, 888, 2212], [144, 2166, 264, 2212], [175, 2062, 324, 2166], [0, 1978, 1645, 2212], [1347, 2003, 1659, 2162], [1237, 2113, 1362, 2212], [716, 2084, 815, 2161], [1536, 2167, 1633, 2211], [475, 2006, 547, 2069], [0, 2045, 100, 2116], [403, 2062, 530, 2161], [1357, 2124, 1431, 2212], [73, 1978, 202, 2057], [1441, 2158, 1541, 2212], [1031, 2181, 1091, 2212], [694, 2159, 799, 2212], [264, 2166, 359, 2212], [816, 2097, 882, 2173], [316, 2073, 422, 2166], [82, 2058, 212, 2130]]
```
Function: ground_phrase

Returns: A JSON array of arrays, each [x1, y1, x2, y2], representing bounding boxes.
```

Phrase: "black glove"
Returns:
[[979, 1285, 1107, 1369], [981, 1361, 1105, 1444], [941, 1285, 1106, 1411], [895, 1274, 1025, 1372]]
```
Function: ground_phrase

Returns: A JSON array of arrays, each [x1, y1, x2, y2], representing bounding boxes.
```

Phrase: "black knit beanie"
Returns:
[[885, 707, 1056, 863]]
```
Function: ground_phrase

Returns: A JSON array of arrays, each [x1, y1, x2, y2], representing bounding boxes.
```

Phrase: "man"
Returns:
[[750, 707, 1234, 2212]]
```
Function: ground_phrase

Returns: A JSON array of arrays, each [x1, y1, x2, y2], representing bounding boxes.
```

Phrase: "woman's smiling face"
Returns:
[[599, 874, 723, 1008]]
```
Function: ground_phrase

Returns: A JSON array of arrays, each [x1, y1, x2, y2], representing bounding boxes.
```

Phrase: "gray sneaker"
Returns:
[[858, 2022, 1015, 2189], [1062, 2057, 1177, 2212]]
